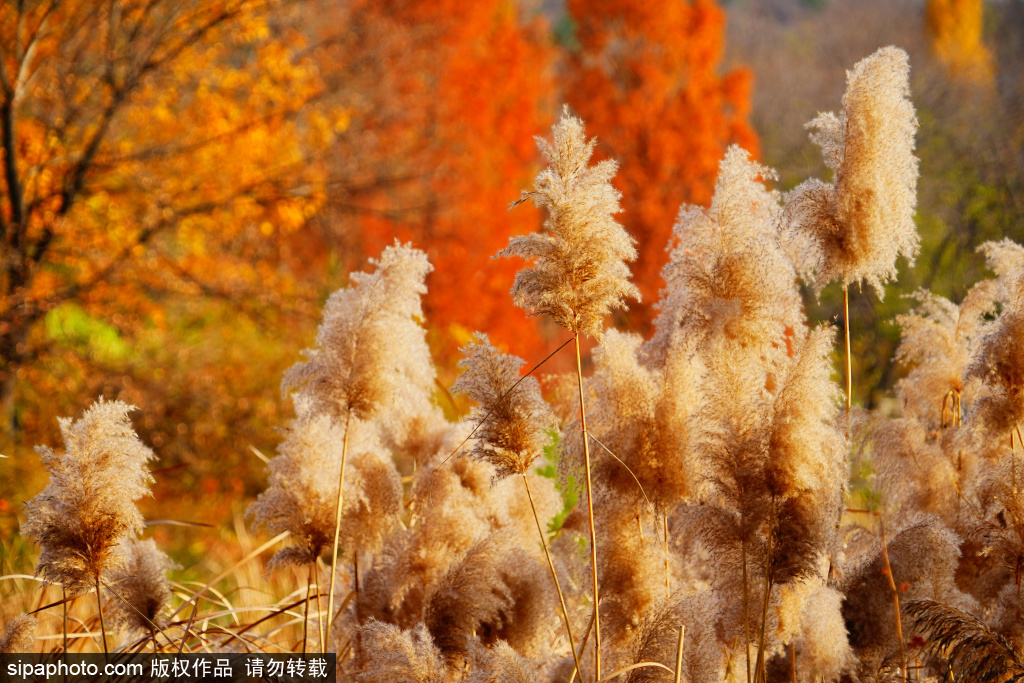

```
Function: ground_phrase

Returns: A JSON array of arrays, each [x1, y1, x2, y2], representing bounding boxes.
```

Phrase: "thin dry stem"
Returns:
[[674, 625, 685, 683], [879, 517, 907, 683], [95, 574, 107, 655], [315, 561, 325, 653], [522, 474, 583, 682], [664, 512, 670, 598], [326, 411, 352, 635], [844, 286, 852, 419], [754, 500, 775, 683], [576, 333, 602, 680], [303, 564, 312, 655], [743, 534, 752, 683], [62, 586, 68, 654]]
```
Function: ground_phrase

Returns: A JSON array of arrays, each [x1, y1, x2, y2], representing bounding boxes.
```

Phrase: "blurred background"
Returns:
[[1, 0, 1022, 567]]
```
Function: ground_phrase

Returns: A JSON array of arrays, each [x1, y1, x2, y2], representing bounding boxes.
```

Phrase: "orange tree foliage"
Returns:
[[335, 0, 556, 368], [0, 1, 338, 514], [925, 0, 993, 82], [565, 0, 757, 333]]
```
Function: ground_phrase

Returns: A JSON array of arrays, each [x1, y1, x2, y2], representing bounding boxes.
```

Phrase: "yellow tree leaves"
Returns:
[[0, 1, 336, 491], [926, 0, 993, 82]]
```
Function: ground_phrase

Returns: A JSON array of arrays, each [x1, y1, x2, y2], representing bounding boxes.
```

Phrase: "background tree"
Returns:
[[564, 0, 758, 333], [315, 0, 557, 370], [925, 0, 993, 82], [0, 0, 337, 525]]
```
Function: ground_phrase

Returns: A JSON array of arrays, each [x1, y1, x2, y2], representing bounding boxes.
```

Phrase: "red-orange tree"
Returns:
[[566, 0, 758, 332], [334, 0, 556, 368]]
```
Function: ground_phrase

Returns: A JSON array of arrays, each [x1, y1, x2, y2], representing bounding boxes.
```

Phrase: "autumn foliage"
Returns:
[[347, 0, 555, 366], [925, 0, 993, 82], [566, 0, 758, 331]]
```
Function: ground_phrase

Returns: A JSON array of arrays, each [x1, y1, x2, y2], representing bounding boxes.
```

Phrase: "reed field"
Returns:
[[3, 2, 1024, 682]]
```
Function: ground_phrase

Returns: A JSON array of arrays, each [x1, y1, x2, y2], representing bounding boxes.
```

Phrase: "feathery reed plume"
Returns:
[[249, 401, 344, 574], [616, 592, 725, 683], [966, 276, 1024, 437], [424, 532, 551, 665], [0, 615, 37, 654], [783, 46, 919, 416], [466, 641, 543, 683], [971, 454, 1024, 598], [282, 242, 432, 634], [783, 46, 919, 295], [452, 333, 555, 479], [356, 621, 447, 683], [103, 538, 176, 643], [501, 105, 639, 339], [503, 106, 640, 679], [354, 448, 558, 634], [780, 585, 854, 683], [894, 286, 995, 426], [650, 145, 802, 360], [282, 241, 433, 423], [22, 399, 155, 653], [869, 417, 960, 526], [840, 518, 977, 681], [906, 598, 1024, 682], [572, 329, 696, 509], [452, 333, 582, 678]]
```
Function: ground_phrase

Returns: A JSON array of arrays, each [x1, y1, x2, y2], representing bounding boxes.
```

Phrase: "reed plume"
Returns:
[[906, 598, 1024, 683], [452, 333, 555, 479], [466, 641, 543, 683], [103, 538, 176, 642], [651, 145, 803, 359], [249, 400, 345, 573], [354, 448, 557, 631], [0, 615, 37, 654], [841, 518, 978, 680], [893, 286, 994, 426], [502, 106, 640, 679], [783, 46, 920, 416], [783, 46, 919, 295], [451, 333, 581, 676], [282, 241, 433, 635], [22, 399, 156, 653], [281, 241, 433, 423], [966, 271, 1024, 436], [500, 105, 639, 339], [356, 621, 447, 683], [423, 532, 551, 665]]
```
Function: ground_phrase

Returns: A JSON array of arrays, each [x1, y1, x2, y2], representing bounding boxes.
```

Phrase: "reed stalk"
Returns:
[[326, 412, 353, 637], [94, 575, 107, 655], [844, 285, 852, 419], [303, 564, 312, 655], [523, 474, 583, 683], [674, 625, 685, 683], [742, 531, 752, 683], [754, 500, 775, 683], [575, 332, 602, 680], [314, 561, 325, 653], [879, 516, 907, 683]]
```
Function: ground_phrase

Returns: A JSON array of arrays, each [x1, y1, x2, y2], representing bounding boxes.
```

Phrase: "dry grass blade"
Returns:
[[167, 531, 289, 621], [144, 520, 215, 528], [596, 661, 675, 682], [905, 599, 1024, 683], [587, 433, 652, 507]]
